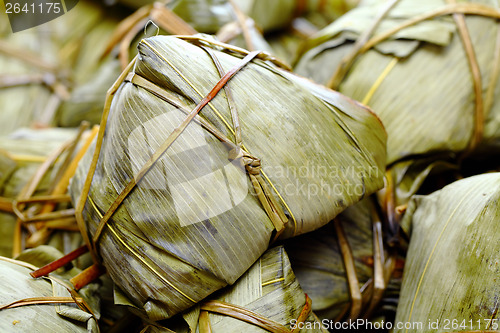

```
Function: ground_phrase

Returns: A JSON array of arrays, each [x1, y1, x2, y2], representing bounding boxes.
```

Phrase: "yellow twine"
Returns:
[[362, 57, 399, 105], [87, 195, 196, 303]]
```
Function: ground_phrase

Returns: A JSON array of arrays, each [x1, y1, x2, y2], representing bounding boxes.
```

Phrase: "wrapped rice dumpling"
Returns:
[[295, 0, 500, 164], [0, 18, 61, 135], [0, 255, 98, 332], [56, 57, 122, 128], [227, 0, 360, 31], [0, 0, 129, 132], [146, 246, 328, 332], [168, 0, 234, 33], [70, 35, 386, 320], [285, 198, 374, 321], [0, 128, 79, 257], [58, 1, 201, 127], [395, 173, 500, 332], [13, 245, 134, 333], [53, 1, 131, 127]]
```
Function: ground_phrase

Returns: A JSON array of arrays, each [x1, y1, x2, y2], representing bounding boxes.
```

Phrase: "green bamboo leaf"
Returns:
[[0, 1, 128, 133], [148, 246, 328, 332], [395, 173, 500, 333], [0, 254, 98, 332], [70, 35, 386, 320], [0, 128, 77, 257], [296, 0, 500, 164], [285, 198, 374, 321]]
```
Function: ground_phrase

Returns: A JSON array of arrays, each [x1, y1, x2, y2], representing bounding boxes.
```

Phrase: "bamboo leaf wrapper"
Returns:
[[70, 35, 386, 320]]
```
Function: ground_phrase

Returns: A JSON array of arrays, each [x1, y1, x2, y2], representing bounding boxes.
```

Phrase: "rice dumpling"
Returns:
[[285, 198, 375, 321], [395, 172, 500, 332], [0, 0, 129, 132], [69, 35, 386, 320], [295, 0, 500, 164], [0, 128, 78, 257], [0, 254, 98, 332], [146, 246, 328, 332]]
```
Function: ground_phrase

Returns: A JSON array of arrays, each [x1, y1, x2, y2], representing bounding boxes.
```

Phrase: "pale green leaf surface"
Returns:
[[70, 35, 386, 320], [395, 173, 500, 332], [0, 256, 96, 332], [285, 198, 374, 320], [296, 0, 500, 164], [157, 246, 328, 332], [0, 128, 77, 257]]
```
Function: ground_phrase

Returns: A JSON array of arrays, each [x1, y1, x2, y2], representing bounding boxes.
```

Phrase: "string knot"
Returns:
[[228, 148, 261, 175], [243, 156, 261, 175]]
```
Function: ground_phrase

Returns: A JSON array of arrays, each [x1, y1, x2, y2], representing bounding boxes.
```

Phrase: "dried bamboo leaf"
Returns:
[[295, 0, 500, 164], [389, 155, 458, 207], [15, 245, 101, 315], [285, 198, 374, 320], [70, 35, 386, 320], [0, 128, 78, 204], [0, 254, 97, 332], [234, 0, 361, 31], [57, 58, 122, 127], [395, 173, 500, 332], [168, 0, 235, 33], [163, 0, 297, 33], [0, 153, 16, 191], [0, 1, 128, 134], [266, 16, 323, 67], [17, 245, 134, 332], [151, 246, 328, 332], [53, 2, 132, 128], [0, 129, 78, 257], [57, 1, 201, 127], [0, 8, 62, 135], [231, 0, 299, 32]]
